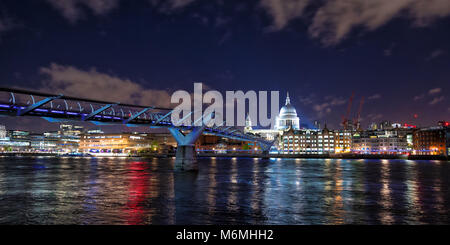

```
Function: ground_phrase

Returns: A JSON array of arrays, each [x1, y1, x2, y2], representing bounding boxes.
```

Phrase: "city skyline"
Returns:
[[1, 0, 449, 131], [0, 86, 447, 133], [1, 1, 450, 230]]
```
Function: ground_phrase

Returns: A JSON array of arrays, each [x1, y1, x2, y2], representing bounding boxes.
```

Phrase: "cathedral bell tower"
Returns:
[[244, 113, 253, 133]]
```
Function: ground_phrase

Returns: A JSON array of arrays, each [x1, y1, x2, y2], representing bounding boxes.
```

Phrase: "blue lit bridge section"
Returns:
[[0, 87, 273, 170]]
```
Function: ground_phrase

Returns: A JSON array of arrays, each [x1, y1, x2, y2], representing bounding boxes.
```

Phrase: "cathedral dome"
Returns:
[[275, 92, 300, 130], [279, 93, 298, 119]]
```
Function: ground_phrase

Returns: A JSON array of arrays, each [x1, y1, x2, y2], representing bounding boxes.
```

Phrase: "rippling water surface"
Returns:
[[0, 157, 449, 225]]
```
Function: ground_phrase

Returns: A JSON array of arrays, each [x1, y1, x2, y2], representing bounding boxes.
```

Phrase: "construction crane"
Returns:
[[354, 96, 365, 130], [341, 92, 355, 130]]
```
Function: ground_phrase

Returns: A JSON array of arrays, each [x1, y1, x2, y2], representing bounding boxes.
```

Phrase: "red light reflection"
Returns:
[[125, 161, 149, 225]]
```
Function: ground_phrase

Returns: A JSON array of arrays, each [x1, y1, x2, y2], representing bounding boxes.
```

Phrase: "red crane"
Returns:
[[342, 92, 355, 130]]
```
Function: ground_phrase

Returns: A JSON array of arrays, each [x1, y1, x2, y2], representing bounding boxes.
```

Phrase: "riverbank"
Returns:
[[1, 152, 448, 161], [0, 152, 59, 157], [196, 153, 449, 161]]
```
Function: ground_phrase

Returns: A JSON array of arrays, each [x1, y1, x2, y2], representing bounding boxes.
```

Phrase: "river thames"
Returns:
[[0, 157, 449, 225]]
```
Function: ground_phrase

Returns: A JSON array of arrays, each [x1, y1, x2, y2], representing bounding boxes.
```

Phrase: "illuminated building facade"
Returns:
[[413, 125, 450, 156], [0, 124, 85, 153], [279, 127, 335, 154], [59, 124, 84, 137], [334, 130, 352, 153], [79, 132, 154, 156], [29, 133, 59, 152], [0, 125, 6, 139], [352, 130, 412, 155], [1, 130, 31, 151], [78, 132, 177, 156]]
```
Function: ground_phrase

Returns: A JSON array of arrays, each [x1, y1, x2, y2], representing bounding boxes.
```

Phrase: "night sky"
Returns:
[[0, 0, 449, 132]]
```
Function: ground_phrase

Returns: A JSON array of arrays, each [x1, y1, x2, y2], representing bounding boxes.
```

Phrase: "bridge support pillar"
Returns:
[[259, 142, 273, 159], [261, 150, 270, 159], [174, 145, 198, 171], [169, 127, 206, 171]]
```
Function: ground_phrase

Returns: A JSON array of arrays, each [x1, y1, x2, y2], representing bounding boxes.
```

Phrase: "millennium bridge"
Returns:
[[0, 87, 273, 171]]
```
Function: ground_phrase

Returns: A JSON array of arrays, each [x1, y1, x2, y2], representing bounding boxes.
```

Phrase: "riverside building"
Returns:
[[79, 132, 153, 156], [78, 131, 177, 156], [413, 122, 450, 156], [334, 130, 353, 153], [351, 128, 412, 155], [278, 127, 335, 154], [1, 130, 31, 152]]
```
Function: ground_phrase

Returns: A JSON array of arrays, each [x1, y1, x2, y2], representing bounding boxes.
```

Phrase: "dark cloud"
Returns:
[[429, 96, 445, 105], [426, 49, 445, 61], [428, 87, 442, 95], [39, 63, 172, 107], [46, 0, 120, 23], [368, 94, 382, 100], [260, 0, 450, 46]]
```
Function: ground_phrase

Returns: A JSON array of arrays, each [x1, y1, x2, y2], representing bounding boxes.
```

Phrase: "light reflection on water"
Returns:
[[0, 157, 449, 225]]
